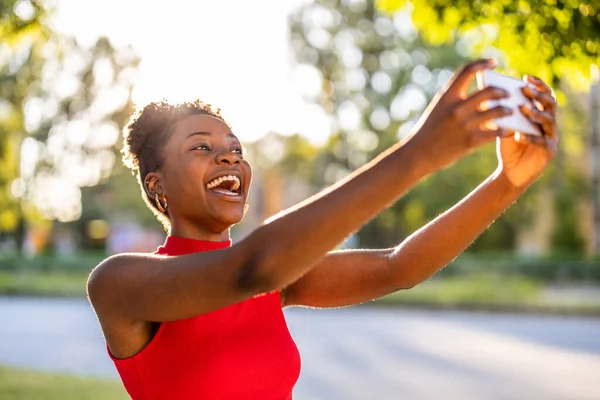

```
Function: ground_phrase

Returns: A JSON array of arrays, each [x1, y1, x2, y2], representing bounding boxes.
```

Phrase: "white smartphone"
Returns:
[[476, 70, 542, 136]]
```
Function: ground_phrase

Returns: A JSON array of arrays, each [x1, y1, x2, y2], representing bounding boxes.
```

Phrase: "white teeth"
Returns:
[[206, 175, 241, 191]]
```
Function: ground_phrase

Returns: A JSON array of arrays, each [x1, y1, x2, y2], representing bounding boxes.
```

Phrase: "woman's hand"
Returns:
[[409, 58, 512, 171], [496, 75, 558, 189]]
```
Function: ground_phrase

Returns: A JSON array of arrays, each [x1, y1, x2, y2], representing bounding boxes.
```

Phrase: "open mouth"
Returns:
[[206, 175, 242, 197]]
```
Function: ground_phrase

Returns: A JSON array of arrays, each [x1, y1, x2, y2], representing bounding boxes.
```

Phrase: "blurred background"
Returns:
[[1, 0, 599, 399]]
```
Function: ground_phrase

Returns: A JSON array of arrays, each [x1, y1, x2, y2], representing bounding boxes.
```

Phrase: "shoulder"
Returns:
[[86, 252, 154, 304], [87, 253, 158, 358]]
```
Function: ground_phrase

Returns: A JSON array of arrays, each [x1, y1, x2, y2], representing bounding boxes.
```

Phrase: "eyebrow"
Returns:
[[186, 131, 239, 141]]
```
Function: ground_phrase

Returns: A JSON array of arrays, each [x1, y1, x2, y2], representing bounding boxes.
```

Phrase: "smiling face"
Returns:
[[149, 114, 252, 239]]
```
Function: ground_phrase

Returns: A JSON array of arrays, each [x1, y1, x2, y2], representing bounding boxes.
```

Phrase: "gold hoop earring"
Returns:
[[155, 194, 167, 212], [243, 203, 250, 216]]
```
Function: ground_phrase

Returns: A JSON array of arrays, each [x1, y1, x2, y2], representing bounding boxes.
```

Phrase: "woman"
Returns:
[[87, 59, 558, 399]]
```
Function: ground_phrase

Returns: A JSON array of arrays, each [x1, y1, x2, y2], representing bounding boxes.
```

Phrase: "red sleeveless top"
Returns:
[[109, 236, 301, 399]]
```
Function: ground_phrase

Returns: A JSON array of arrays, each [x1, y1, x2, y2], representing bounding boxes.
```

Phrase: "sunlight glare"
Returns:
[[52, 0, 328, 145]]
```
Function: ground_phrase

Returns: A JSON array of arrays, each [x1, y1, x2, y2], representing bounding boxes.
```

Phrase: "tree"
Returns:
[[25, 35, 141, 252], [1, 0, 140, 252], [289, 0, 545, 249], [24, 36, 139, 222], [288, 0, 593, 254], [0, 0, 50, 247], [237, 131, 321, 233], [373, 0, 594, 254], [376, 0, 600, 93]]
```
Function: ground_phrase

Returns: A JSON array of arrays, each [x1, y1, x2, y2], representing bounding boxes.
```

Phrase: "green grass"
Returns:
[[0, 365, 128, 400], [379, 275, 541, 307], [1, 269, 599, 314], [376, 275, 600, 314], [0, 271, 89, 297]]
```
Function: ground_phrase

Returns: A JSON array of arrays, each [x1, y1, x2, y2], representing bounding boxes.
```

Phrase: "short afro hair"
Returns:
[[121, 99, 227, 231]]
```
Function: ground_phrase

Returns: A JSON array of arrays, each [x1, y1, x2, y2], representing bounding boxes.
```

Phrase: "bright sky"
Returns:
[[50, 0, 331, 145]]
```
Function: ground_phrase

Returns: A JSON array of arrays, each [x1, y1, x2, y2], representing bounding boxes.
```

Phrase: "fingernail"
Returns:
[[524, 74, 536, 82], [514, 131, 526, 142]]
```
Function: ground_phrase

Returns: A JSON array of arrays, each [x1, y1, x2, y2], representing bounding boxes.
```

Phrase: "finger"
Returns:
[[524, 75, 555, 98], [449, 59, 497, 98], [467, 105, 513, 129], [519, 104, 556, 138], [463, 86, 510, 111], [522, 85, 557, 114], [520, 104, 554, 126], [514, 131, 550, 149]]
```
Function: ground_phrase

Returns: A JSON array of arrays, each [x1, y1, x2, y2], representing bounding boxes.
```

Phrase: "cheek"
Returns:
[[170, 160, 209, 198]]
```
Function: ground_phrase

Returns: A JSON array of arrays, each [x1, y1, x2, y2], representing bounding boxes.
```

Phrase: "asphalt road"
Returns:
[[1, 297, 599, 400]]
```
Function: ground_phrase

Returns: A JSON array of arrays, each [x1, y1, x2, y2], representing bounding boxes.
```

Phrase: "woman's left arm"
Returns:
[[281, 170, 524, 308], [282, 75, 558, 308]]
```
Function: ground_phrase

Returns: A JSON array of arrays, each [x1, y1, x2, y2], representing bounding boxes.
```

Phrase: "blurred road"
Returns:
[[0, 297, 599, 400]]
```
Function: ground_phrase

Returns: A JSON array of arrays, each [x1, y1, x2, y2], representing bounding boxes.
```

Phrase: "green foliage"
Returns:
[[0, 0, 49, 233], [287, 0, 591, 254], [0, 251, 103, 296], [376, 0, 600, 91], [0, 251, 105, 272], [552, 190, 586, 252], [88, 162, 160, 229], [25, 36, 140, 223], [0, 270, 89, 296], [0, 0, 46, 43], [1, 0, 142, 251], [440, 252, 600, 281], [549, 85, 591, 251], [288, 0, 544, 249], [380, 275, 542, 308], [246, 131, 321, 183]]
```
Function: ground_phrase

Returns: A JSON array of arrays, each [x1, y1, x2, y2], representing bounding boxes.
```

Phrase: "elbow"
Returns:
[[385, 252, 419, 291], [390, 270, 421, 291], [399, 281, 417, 290], [394, 279, 418, 291]]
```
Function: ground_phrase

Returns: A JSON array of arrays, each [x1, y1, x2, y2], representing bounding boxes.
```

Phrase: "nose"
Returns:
[[216, 151, 240, 165]]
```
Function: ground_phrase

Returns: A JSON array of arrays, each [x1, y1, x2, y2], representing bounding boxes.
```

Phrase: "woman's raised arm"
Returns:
[[87, 59, 510, 322]]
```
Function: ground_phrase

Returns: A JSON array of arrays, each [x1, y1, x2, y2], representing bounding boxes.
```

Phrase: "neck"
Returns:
[[169, 223, 231, 242]]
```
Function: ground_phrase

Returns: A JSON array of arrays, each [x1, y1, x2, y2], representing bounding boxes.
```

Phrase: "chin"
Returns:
[[214, 208, 245, 228], [223, 214, 244, 227]]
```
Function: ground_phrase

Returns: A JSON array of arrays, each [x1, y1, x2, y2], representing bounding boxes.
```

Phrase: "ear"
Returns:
[[144, 172, 163, 198]]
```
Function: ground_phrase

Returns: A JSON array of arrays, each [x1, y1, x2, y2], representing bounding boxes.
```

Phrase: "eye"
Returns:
[[193, 144, 211, 151], [232, 148, 244, 155]]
